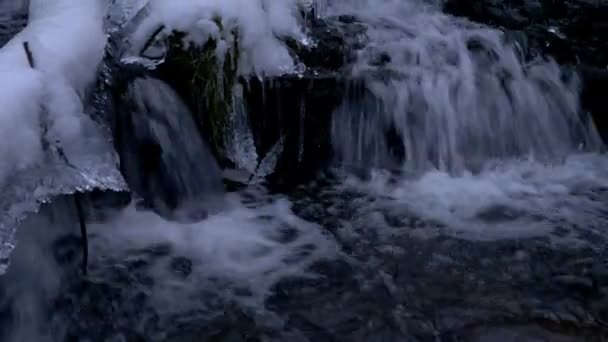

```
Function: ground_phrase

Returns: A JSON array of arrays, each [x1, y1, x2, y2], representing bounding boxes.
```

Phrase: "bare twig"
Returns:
[[140, 24, 165, 56], [22, 41, 35, 68], [22, 40, 88, 275]]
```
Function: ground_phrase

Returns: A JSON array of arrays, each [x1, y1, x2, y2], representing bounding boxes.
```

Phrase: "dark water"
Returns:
[[2, 164, 608, 341]]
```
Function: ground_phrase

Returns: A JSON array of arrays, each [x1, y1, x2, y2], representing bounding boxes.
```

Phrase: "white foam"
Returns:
[[88, 192, 337, 311], [0, 0, 107, 185], [343, 154, 608, 241], [328, 0, 601, 171]]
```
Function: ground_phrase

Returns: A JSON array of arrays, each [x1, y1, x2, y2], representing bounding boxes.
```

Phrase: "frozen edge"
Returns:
[[0, 0, 127, 275]]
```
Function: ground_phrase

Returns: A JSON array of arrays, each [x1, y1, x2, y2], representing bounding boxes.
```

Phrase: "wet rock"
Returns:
[[553, 274, 598, 296], [75, 190, 132, 221], [476, 205, 527, 222], [462, 325, 582, 342], [242, 73, 345, 188], [149, 16, 367, 187], [56, 278, 157, 341], [286, 15, 367, 72], [52, 235, 83, 266], [0, 13, 26, 47], [134, 243, 173, 259], [169, 256, 193, 279], [444, 0, 608, 66], [578, 66, 608, 142], [163, 306, 262, 342]]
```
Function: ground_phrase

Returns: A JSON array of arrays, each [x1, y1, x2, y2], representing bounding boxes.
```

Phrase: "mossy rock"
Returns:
[[153, 28, 239, 165]]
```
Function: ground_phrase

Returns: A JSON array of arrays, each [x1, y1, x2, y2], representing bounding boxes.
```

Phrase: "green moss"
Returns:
[[165, 27, 240, 161]]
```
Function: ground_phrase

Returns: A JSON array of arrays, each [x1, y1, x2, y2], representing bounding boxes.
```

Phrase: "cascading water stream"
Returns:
[[1, 1, 608, 341], [328, 0, 602, 173], [323, 0, 608, 241], [114, 76, 224, 218]]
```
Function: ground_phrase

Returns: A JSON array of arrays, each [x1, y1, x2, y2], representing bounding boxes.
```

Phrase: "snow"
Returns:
[[126, 0, 307, 76], [0, 0, 127, 275], [0, 0, 107, 185]]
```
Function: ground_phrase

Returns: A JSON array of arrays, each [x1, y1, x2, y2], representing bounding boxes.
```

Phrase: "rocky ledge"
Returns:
[[141, 14, 367, 188]]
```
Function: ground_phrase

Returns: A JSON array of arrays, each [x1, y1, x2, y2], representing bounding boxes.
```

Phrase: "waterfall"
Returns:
[[328, 0, 602, 173], [1, 1, 607, 341], [114, 76, 224, 218]]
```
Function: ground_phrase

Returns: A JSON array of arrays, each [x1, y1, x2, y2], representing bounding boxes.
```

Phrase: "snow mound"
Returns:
[[123, 0, 308, 76]]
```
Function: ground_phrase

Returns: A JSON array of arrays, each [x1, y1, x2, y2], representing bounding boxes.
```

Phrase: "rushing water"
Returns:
[[328, 0, 602, 172], [1, 0, 607, 341], [114, 76, 224, 217]]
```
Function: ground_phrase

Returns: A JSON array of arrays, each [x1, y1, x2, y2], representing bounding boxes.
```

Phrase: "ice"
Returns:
[[0, 0, 126, 274]]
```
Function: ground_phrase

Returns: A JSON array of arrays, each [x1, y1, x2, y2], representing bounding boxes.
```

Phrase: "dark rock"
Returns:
[[445, 0, 608, 67], [553, 274, 599, 297], [476, 205, 527, 222], [246, 17, 368, 188], [134, 243, 173, 259], [76, 190, 132, 221], [461, 325, 582, 342], [578, 66, 608, 142], [242, 72, 345, 188], [52, 235, 83, 266], [0, 13, 27, 47], [286, 16, 367, 73], [169, 256, 193, 279], [163, 305, 262, 342], [145, 16, 366, 187]]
